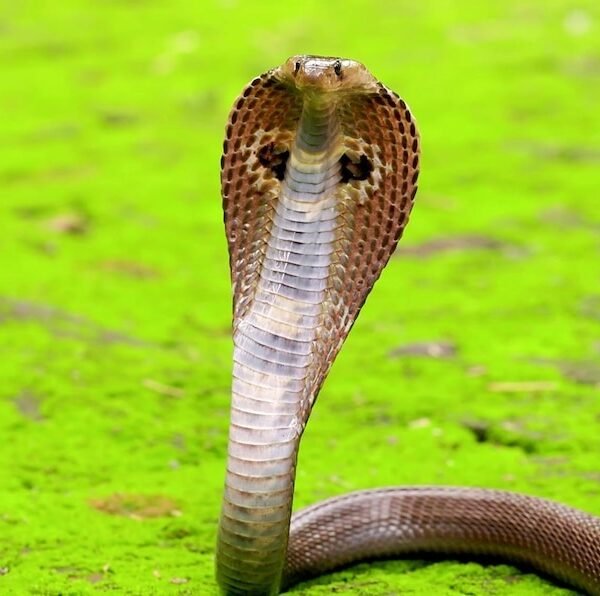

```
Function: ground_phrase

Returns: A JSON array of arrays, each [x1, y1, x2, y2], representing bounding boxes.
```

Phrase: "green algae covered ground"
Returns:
[[1, 1, 599, 594]]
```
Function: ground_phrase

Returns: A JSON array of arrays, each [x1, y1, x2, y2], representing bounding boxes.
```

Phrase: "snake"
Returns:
[[215, 55, 600, 595]]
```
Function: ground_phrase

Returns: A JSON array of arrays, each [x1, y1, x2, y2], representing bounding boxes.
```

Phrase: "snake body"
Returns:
[[216, 56, 600, 595]]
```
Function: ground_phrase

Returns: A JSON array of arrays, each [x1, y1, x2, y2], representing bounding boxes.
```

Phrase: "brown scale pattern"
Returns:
[[334, 83, 418, 323], [303, 83, 420, 410], [220, 71, 419, 424], [221, 72, 302, 323], [284, 487, 600, 595]]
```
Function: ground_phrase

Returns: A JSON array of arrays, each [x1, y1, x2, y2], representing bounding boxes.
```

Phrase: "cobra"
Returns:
[[215, 55, 600, 595]]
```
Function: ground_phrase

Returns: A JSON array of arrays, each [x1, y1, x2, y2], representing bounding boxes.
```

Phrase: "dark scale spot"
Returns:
[[340, 154, 373, 183], [223, 181, 231, 196], [405, 109, 411, 123], [400, 195, 408, 209], [402, 136, 407, 149], [401, 181, 408, 194], [251, 77, 261, 87], [412, 138, 418, 151], [247, 98, 257, 110], [257, 142, 289, 181], [231, 111, 238, 125], [402, 150, 409, 164], [410, 122, 416, 136], [398, 121, 405, 134], [233, 138, 242, 151], [220, 155, 225, 169], [243, 86, 252, 98], [411, 186, 418, 200], [412, 155, 419, 168], [402, 165, 408, 178], [236, 97, 245, 110], [399, 99, 407, 110], [223, 140, 229, 154], [226, 124, 233, 139], [387, 204, 397, 221], [412, 170, 419, 184]]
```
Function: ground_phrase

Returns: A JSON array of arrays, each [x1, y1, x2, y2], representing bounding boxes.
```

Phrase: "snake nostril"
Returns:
[[333, 60, 342, 77]]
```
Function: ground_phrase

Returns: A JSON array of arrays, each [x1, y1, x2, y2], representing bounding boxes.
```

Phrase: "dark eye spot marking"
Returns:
[[294, 61, 301, 75], [258, 143, 290, 181], [340, 154, 373, 183], [333, 60, 342, 76]]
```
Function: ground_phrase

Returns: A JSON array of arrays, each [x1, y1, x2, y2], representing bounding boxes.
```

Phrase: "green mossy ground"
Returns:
[[1, 1, 599, 594]]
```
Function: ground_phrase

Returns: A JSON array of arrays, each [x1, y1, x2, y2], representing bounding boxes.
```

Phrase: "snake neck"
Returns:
[[216, 95, 342, 595]]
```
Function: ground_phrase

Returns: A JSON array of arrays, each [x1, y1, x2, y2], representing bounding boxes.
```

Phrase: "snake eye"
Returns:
[[333, 60, 342, 76], [294, 61, 301, 75]]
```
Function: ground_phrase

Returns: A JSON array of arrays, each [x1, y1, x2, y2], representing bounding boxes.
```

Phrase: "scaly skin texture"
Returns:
[[216, 56, 600, 596]]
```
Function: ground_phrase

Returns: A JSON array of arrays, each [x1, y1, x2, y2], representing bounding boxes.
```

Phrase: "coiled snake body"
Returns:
[[216, 55, 600, 595]]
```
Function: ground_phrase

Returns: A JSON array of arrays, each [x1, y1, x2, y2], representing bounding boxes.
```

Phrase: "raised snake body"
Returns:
[[216, 55, 600, 595]]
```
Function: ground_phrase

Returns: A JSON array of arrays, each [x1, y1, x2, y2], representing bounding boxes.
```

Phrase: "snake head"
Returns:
[[279, 55, 377, 94]]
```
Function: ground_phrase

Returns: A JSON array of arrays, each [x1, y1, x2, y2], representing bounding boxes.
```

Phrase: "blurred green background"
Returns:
[[1, 1, 599, 594]]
